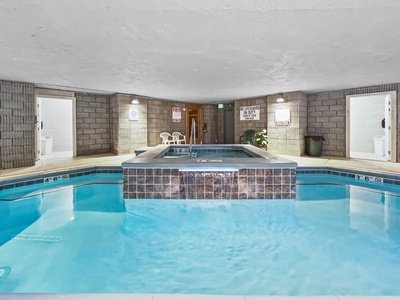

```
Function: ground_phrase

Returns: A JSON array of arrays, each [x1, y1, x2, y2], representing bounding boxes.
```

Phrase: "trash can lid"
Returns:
[[305, 135, 325, 140]]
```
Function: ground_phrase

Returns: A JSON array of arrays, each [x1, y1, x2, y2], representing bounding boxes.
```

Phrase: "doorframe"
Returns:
[[34, 89, 77, 161], [185, 103, 202, 144], [346, 91, 397, 162]]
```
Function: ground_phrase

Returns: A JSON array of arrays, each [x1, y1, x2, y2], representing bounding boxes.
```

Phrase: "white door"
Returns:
[[384, 95, 391, 161]]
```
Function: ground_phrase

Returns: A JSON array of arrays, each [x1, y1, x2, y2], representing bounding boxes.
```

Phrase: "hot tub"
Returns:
[[122, 144, 297, 200]]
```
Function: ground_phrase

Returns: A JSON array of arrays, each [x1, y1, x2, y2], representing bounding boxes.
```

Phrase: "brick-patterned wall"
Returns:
[[76, 93, 111, 156], [202, 104, 218, 144], [299, 92, 308, 155], [307, 91, 346, 156], [0, 80, 35, 169], [110, 94, 148, 154], [267, 92, 307, 156], [147, 99, 186, 146], [110, 95, 119, 154], [307, 83, 399, 158], [234, 96, 268, 144]]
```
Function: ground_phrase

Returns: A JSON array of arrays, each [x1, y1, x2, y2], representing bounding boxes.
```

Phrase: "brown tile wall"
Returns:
[[0, 80, 36, 169], [123, 167, 296, 200]]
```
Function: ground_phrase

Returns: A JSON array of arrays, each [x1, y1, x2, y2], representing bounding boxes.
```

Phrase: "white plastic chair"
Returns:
[[160, 132, 173, 144], [172, 132, 186, 144]]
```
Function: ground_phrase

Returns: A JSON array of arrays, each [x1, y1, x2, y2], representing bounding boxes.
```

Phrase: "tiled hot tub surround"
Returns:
[[123, 167, 296, 199], [122, 145, 298, 200]]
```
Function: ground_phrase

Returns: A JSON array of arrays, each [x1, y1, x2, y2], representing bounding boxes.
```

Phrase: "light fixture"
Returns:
[[131, 98, 139, 104], [276, 94, 284, 103]]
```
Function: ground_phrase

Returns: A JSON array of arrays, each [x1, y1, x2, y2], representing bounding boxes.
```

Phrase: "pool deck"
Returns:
[[1, 151, 400, 181], [1, 150, 400, 300]]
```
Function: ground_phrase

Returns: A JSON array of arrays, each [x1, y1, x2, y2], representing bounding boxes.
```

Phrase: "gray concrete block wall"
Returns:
[[147, 99, 186, 146], [75, 93, 111, 156], [110, 94, 119, 154], [307, 91, 346, 156], [298, 92, 308, 155], [267, 92, 306, 156], [0, 80, 35, 169], [110, 94, 148, 154], [308, 83, 399, 158], [234, 96, 268, 144], [202, 104, 218, 144]]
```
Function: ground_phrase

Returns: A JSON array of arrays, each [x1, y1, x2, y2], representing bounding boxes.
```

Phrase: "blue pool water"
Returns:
[[0, 173, 399, 295], [161, 149, 254, 158]]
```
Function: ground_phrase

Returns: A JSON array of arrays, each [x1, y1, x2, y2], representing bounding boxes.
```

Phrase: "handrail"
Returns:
[[189, 118, 196, 155]]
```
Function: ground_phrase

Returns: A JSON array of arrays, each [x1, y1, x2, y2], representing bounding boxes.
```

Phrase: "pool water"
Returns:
[[161, 149, 254, 158], [0, 173, 399, 295]]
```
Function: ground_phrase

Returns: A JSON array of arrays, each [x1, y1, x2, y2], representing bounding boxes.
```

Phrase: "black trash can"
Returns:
[[305, 136, 324, 157]]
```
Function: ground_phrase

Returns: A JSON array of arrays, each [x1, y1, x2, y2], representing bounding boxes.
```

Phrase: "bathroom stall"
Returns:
[[347, 92, 396, 162], [35, 93, 76, 160]]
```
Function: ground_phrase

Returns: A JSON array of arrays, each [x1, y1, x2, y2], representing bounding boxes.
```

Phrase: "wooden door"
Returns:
[[185, 103, 202, 144]]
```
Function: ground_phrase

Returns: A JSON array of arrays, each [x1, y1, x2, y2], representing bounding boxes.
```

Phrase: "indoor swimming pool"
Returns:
[[0, 171, 399, 295]]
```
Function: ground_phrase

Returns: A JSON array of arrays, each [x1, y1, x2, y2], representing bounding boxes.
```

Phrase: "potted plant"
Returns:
[[255, 129, 268, 150]]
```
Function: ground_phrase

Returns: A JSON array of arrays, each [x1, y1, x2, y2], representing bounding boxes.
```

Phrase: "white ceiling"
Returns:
[[1, 0, 400, 103]]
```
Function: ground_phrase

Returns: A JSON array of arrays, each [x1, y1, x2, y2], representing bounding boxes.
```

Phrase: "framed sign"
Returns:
[[129, 108, 138, 121], [275, 107, 290, 125], [172, 107, 182, 122], [240, 105, 260, 120]]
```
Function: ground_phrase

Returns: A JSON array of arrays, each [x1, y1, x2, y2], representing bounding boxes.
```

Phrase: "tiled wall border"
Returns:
[[3, 165, 400, 195], [297, 166, 400, 185], [0, 166, 122, 192]]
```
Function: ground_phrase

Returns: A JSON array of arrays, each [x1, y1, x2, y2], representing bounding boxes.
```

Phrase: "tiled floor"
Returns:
[[1, 152, 400, 182], [0, 153, 133, 181], [1, 152, 400, 300]]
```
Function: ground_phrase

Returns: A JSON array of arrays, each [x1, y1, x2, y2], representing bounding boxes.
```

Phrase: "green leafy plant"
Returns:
[[255, 129, 268, 148]]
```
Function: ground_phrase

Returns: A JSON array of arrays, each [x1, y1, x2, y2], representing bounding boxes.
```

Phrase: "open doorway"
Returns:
[[346, 91, 397, 162], [35, 93, 76, 161]]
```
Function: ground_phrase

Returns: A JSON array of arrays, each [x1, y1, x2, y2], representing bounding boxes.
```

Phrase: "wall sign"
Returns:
[[275, 107, 290, 126], [129, 108, 138, 121], [240, 105, 260, 120], [172, 107, 182, 122]]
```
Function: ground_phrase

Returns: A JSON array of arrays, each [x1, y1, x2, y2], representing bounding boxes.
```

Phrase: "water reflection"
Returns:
[[349, 187, 399, 238], [0, 183, 126, 292]]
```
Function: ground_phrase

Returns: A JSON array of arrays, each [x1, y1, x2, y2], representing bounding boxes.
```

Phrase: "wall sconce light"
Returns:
[[131, 98, 139, 104], [276, 94, 284, 103]]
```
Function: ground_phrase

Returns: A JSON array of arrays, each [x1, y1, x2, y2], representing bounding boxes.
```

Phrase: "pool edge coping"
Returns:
[[1, 293, 400, 300], [2, 165, 400, 191]]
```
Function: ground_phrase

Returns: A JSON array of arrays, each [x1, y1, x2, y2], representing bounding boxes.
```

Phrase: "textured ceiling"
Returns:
[[1, 0, 400, 103]]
